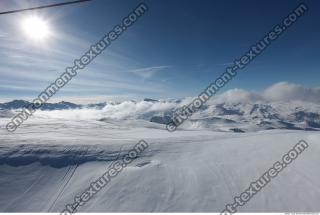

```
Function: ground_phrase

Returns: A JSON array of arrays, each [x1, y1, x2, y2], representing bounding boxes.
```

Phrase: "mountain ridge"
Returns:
[[1, 99, 320, 132]]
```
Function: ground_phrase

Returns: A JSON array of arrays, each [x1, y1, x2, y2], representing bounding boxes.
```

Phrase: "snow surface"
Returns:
[[0, 114, 319, 212]]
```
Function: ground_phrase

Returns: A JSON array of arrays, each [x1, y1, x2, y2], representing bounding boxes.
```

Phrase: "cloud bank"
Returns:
[[213, 82, 320, 104], [262, 82, 320, 103], [28, 82, 320, 121]]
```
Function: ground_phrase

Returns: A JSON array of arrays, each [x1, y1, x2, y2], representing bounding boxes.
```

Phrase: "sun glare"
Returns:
[[22, 16, 50, 40]]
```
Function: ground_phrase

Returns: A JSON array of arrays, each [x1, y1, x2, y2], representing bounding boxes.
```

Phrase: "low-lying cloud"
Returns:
[[262, 82, 320, 103], [213, 82, 320, 104], [29, 82, 320, 121]]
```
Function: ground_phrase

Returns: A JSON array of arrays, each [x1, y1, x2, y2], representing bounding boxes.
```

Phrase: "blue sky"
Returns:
[[0, 0, 319, 103]]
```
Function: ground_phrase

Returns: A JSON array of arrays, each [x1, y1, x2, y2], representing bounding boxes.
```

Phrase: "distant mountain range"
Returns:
[[1, 99, 320, 132], [147, 101, 320, 132], [0, 99, 161, 110], [0, 100, 101, 110]]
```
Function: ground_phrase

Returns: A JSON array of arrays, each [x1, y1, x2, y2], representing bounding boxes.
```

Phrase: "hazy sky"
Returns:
[[0, 0, 319, 103]]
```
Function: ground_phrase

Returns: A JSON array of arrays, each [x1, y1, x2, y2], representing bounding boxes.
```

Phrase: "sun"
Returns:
[[22, 16, 50, 40]]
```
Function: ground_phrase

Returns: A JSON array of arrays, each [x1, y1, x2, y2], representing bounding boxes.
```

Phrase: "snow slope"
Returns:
[[0, 116, 319, 212]]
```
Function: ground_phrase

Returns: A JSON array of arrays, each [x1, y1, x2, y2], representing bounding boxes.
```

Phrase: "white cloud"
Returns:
[[213, 82, 320, 104], [33, 100, 177, 121], [212, 88, 262, 104], [131, 66, 169, 79], [262, 82, 320, 103]]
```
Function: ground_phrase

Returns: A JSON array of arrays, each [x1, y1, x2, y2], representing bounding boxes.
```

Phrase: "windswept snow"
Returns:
[[0, 116, 319, 212]]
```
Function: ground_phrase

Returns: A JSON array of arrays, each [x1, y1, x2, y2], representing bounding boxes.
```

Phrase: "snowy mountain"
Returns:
[[0, 100, 82, 110], [1, 98, 320, 132], [179, 101, 320, 132]]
